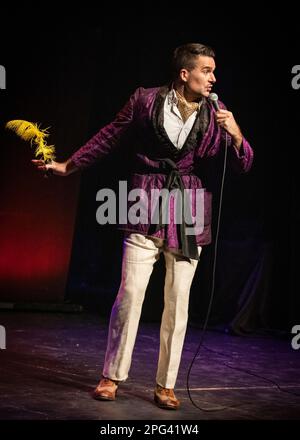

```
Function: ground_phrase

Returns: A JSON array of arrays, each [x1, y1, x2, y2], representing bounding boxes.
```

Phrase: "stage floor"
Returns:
[[0, 311, 299, 420]]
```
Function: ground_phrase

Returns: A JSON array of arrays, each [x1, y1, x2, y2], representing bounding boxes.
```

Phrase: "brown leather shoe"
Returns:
[[93, 377, 119, 401], [154, 384, 180, 410]]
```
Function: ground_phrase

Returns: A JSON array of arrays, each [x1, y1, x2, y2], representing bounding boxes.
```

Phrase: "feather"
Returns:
[[6, 119, 56, 162]]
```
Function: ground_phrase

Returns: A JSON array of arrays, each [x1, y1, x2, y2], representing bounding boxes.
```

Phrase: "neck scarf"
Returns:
[[175, 90, 200, 123]]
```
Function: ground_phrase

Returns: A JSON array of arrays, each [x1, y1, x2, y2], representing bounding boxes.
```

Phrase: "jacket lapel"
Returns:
[[150, 85, 210, 160]]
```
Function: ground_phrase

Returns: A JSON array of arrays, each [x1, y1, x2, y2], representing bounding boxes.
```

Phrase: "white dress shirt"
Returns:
[[163, 89, 202, 149]]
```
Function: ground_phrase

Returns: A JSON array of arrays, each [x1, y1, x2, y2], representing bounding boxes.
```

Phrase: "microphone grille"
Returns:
[[208, 92, 218, 102]]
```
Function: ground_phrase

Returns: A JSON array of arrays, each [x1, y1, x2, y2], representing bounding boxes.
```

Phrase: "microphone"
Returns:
[[208, 92, 220, 112]]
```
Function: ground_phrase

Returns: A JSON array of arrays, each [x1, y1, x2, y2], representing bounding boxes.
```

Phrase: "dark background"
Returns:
[[0, 6, 299, 333]]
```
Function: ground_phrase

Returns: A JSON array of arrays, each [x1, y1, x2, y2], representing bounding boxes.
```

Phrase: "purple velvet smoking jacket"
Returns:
[[70, 86, 254, 253]]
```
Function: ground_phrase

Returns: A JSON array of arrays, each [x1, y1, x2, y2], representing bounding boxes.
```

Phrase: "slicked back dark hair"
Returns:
[[172, 43, 215, 79]]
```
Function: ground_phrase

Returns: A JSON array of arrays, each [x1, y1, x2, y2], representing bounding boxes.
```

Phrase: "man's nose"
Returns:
[[210, 73, 216, 83]]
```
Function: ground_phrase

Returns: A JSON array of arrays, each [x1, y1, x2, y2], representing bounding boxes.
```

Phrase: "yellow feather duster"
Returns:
[[6, 119, 56, 162]]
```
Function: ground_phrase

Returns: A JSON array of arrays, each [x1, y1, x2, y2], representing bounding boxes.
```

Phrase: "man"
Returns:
[[32, 43, 254, 410]]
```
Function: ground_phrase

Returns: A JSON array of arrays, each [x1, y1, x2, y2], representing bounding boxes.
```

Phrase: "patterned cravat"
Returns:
[[175, 90, 200, 123]]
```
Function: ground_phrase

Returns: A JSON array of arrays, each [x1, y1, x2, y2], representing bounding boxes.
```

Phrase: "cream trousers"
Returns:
[[102, 233, 202, 388]]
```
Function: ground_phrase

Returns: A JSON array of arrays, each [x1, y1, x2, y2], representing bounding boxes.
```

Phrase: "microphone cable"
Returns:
[[186, 130, 234, 412]]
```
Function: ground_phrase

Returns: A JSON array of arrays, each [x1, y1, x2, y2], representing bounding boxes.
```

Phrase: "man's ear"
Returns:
[[179, 69, 189, 82]]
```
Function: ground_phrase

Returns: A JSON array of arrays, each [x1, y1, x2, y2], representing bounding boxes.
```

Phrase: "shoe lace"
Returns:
[[157, 385, 173, 396]]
